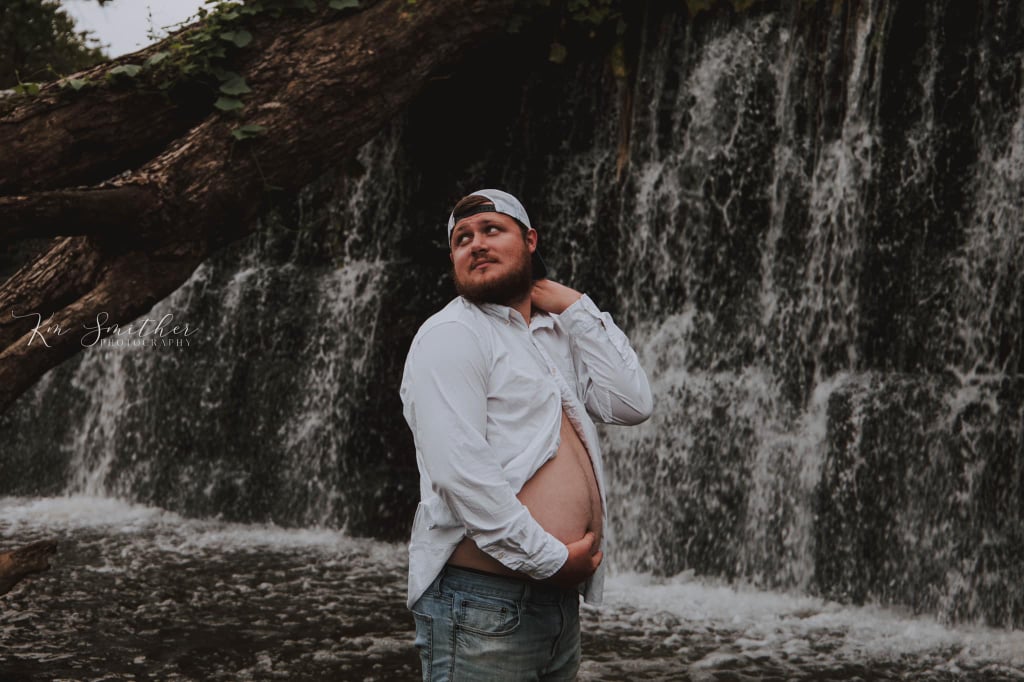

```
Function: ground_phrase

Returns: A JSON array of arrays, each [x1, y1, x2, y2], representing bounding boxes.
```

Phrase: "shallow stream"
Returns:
[[3, 497, 1023, 681]]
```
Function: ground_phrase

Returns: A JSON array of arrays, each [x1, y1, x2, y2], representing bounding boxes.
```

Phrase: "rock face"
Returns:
[[0, 541, 56, 597], [1, 1, 1022, 625]]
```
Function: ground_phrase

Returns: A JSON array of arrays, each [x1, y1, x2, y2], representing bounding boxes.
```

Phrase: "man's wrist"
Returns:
[[533, 538, 570, 580], [559, 292, 585, 314], [561, 293, 605, 334]]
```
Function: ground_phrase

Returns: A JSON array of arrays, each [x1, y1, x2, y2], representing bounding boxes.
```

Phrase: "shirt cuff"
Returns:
[[485, 530, 568, 580], [561, 294, 604, 336], [532, 537, 570, 580]]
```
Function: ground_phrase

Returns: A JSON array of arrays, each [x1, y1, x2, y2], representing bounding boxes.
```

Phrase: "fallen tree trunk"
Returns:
[[0, 540, 57, 597], [0, 0, 516, 412]]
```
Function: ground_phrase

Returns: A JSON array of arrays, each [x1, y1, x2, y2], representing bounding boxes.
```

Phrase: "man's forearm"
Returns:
[[561, 294, 655, 424]]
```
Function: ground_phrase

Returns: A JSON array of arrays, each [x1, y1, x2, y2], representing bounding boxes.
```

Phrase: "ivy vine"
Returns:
[[8, 0, 364, 140]]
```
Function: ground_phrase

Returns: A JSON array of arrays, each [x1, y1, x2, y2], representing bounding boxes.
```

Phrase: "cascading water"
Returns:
[[598, 0, 1024, 628], [2, 2, 1024, 678]]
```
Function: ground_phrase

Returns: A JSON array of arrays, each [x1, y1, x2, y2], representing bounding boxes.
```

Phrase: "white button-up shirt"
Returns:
[[400, 293, 653, 609]]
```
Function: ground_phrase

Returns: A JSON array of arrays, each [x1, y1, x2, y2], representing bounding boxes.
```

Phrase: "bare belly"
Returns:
[[447, 408, 604, 578]]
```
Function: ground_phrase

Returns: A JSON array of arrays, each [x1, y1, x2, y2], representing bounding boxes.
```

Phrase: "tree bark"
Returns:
[[0, 0, 516, 413], [0, 541, 56, 597]]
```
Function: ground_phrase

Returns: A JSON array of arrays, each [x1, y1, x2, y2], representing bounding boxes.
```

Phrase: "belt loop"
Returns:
[[438, 565, 455, 594]]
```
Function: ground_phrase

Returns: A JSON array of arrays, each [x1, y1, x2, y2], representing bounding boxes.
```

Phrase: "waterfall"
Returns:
[[1, 0, 1022, 626], [1, 123, 412, 535], [599, 1, 1024, 627]]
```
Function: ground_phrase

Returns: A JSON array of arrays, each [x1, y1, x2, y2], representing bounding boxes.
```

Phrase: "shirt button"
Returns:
[[505, 319, 511, 325], [550, 367, 557, 375]]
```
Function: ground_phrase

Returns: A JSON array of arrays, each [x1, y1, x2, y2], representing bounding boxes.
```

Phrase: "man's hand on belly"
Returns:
[[546, 531, 602, 589]]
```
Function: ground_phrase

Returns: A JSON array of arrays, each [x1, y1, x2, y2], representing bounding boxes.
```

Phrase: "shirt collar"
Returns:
[[529, 311, 555, 330], [475, 301, 517, 324], [462, 298, 555, 330]]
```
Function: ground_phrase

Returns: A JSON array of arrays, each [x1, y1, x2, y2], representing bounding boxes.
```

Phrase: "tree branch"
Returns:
[[0, 86, 209, 196], [0, 238, 106, 352], [0, 238, 206, 412], [0, 186, 157, 241]]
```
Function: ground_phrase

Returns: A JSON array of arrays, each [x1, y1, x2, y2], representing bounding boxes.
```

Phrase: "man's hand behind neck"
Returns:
[[530, 279, 583, 320]]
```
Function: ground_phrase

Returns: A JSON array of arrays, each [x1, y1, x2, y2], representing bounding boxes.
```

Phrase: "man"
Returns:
[[400, 189, 653, 680]]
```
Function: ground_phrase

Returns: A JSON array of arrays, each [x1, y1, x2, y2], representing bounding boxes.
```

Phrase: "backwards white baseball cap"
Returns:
[[446, 188, 548, 279]]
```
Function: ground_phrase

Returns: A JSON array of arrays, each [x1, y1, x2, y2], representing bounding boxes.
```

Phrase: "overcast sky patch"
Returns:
[[61, 0, 208, 59]]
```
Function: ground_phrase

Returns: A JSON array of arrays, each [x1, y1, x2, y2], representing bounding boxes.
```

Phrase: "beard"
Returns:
[[453, 245, 533, 307]]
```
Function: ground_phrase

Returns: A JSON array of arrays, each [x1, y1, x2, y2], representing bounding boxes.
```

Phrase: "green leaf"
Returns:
[[14, 82, 41, 96], [219, 76, 251, 96], [548, 42, 567, 64], [220, 30, 252, 48], [329, 0, 360, 9], [211, 68, 240, 81], [110, 64, 142, 77], [231, 124, 267, 141], [145, 51, 170, 66], [214, 96, 244, 111], [67, 78, 89, 91]]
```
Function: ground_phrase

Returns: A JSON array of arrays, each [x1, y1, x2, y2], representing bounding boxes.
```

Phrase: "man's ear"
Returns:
[[449, 252, 454, 264], [526, 228, 538, 253]]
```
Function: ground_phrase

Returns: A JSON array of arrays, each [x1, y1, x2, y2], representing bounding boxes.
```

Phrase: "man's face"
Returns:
[[449, 211, 536, 306]]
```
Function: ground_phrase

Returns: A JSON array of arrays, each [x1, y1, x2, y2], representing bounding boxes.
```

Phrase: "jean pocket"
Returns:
[[454, 592, 521, 637]]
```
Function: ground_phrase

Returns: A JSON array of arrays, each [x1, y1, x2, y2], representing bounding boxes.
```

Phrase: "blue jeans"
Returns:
[[410, 566, 581, 681]]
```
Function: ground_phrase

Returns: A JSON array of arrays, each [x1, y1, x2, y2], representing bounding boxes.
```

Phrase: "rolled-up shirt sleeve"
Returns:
[[403, 321, 568, 579], [560, 294, 654, 425]]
